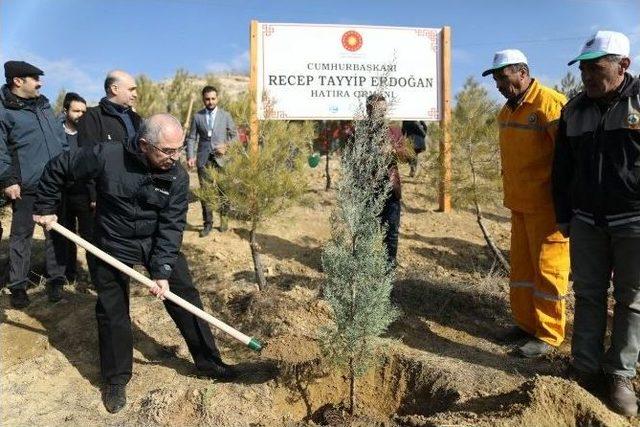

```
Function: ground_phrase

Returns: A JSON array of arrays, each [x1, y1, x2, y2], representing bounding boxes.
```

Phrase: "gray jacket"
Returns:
[[186, 107, 237, 168], [0, 85, 68, 192]]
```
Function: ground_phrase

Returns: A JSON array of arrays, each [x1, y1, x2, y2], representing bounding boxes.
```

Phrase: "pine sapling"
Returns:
[[320, 96, 399, 415]]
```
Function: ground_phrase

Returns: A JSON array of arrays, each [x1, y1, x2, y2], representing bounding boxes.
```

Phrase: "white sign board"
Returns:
[[256, 23, 442, 121]]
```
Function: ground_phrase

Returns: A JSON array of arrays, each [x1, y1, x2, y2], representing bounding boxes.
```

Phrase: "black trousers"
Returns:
[[61, 193, 96, 280], [197, 158, 227, 227], [380, 198, 401, 265], [8, 194, 66, 290], [94, 252, 222, 385]]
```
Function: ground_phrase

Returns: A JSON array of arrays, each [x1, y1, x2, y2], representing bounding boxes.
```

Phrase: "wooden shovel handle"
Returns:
[[50, 222, 262, 352]]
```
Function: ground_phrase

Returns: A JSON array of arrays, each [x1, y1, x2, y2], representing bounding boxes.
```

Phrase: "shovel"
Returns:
[[50, 222, 263, 352]]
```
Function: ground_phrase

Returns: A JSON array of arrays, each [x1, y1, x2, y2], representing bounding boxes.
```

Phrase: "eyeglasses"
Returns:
[[143, 139, 186, 157]]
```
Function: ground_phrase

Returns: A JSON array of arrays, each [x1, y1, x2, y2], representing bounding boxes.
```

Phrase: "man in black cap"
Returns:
[[0, 60, 68, 308]]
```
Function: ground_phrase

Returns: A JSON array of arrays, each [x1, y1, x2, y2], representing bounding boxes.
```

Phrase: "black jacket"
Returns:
[[63, 122, 93, 198], [76, 97, 141, 202], [34, 139, 189, 279], [552, 74, 640, 227], [77, 97, 141, 147]]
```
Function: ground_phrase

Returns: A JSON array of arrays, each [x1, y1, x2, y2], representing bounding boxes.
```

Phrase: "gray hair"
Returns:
[[604, 54, 625, 63], [505, 62, 530, 76], [139, 113, 182, 144]]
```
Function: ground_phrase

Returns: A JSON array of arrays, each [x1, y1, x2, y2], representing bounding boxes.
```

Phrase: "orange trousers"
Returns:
[[509, 210, 570, 347]]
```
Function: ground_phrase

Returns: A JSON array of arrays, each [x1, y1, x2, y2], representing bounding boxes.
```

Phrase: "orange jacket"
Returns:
[[498, 79, 566, 213]]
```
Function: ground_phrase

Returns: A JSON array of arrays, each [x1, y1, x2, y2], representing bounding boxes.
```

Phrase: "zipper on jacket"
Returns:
[[593, 100, 620, 225], [595, 100, 620, 185]]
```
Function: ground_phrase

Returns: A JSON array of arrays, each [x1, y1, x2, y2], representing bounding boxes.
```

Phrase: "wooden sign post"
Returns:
[[439, 26, 452, 213], [249, 20, 259, 152]]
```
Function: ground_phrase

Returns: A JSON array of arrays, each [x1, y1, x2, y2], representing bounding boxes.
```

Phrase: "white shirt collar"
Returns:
[[63, 123, 77, 135]]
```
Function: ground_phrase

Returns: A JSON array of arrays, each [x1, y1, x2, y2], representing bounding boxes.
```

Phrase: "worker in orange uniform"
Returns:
[[482, 50, 570, 358]]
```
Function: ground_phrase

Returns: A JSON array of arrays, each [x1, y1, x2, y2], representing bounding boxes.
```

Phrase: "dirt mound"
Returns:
[[414, 375, 629, 427], [261, 334, 321, 365]]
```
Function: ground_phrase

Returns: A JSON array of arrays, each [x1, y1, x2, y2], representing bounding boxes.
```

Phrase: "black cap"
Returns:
[[4, 61, 44, 79]]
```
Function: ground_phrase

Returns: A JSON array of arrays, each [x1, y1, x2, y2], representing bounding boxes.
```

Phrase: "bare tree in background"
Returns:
[[554, 71, 583, 99]]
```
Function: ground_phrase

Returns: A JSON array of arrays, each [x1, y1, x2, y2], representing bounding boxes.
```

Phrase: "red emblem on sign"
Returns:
[[341, 30, 363, 52]]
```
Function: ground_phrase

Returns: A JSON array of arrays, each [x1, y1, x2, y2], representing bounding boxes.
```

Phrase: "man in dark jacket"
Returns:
[[552, 30, 639, 417], [401, 120, 428, 177], [77, 70, 140, 147], [61, 92, 95, 282], [366, 94, 407, 267], [0, 60, 68, 308], [75, 70, 140, 259], [33, 113, 236, 414]]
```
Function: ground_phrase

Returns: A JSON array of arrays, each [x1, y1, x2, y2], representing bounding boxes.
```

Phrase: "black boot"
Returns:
[[47, 280, 64, 303], [198, 360, 237, 382], [10, 288, 30, 309], [199, 223, 212, 238], [607, 374, 638, 417], [103, 384, 127, 414]]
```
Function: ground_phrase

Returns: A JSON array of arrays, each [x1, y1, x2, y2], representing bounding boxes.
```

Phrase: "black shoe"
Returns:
[[10, 288, 30, 309], [567, 365, 605, 397], [607, 374, 638, 417], [516, 338, 554, 358], [199, 224, 212, 238], [47, 282, 64, 303], [103, 384, 127, 414], [198, 360, 237, 381], [497, 326, 531, 344]]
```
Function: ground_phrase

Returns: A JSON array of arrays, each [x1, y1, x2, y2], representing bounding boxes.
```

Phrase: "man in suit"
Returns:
[[186, 85, 237, 237]]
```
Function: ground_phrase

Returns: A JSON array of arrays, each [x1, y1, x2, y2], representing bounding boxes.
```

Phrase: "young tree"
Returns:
[[320, 97, 399, 415], [448, 77, 508, 271], [135, 74, 166, 117], [164, 70, 225, 125], [53, 88, 67, 115], [554, 71, 583, 99], [314, 121, 353, 191], [196, 96, 315, 290]]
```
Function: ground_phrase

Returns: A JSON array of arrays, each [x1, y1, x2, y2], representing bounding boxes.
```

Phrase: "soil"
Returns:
[[261, 334, 321, 366], [1, 162, 637, 426]]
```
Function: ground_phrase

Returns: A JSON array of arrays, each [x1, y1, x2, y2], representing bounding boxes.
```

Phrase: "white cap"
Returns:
[[568, 30, 630, 65], [481, 49, 528, 77]]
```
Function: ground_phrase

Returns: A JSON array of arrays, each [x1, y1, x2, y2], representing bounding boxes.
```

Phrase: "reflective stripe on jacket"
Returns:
[[498, 79, 567, 213]]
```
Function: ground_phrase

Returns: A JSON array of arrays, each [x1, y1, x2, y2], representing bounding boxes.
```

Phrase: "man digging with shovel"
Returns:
[[32, 113, 237, 414]]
